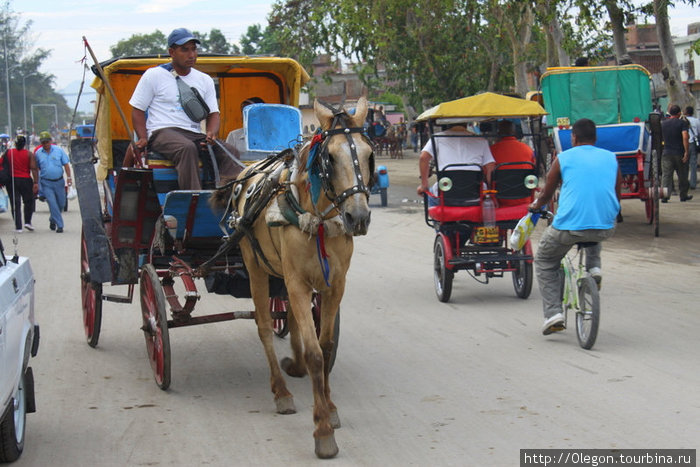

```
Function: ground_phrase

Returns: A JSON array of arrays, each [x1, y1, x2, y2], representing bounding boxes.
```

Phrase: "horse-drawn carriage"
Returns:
[[540, 64, 664, 236], [419, 92, 548, 303], [73, 53, 375, 458]]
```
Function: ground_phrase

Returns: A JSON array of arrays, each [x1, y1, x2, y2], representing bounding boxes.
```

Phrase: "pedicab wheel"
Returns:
[[80, 228, 102, 348], [433, 235, 453, 303], [140, 264, 171, 390], [270, 297, 289, 338], [311, 293, 339, 372], [576, 276, 600, 350], [511, 244, 533, 299]]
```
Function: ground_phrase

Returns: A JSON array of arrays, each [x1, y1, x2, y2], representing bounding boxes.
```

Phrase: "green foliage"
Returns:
[[110, 31, 168, 57], [0, 2, 70, 134], [239, 24, 280, 55]]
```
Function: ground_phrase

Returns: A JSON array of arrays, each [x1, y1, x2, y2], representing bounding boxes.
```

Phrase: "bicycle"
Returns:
[[559, 241, 601, 350]]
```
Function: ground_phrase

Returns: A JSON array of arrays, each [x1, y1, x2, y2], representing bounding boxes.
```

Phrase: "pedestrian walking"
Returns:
[[2, 135, 38, 232], [682, 106, 699, 190], [661, 104, 691, 202], [35, 131, 72, 232]]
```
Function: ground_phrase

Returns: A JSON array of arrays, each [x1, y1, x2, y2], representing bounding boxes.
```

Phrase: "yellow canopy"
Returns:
[[416, 92, 548, 123], [90, 55, 310, 179]]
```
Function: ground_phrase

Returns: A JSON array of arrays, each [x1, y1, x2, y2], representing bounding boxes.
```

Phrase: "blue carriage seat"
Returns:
[[554, 122, 649, 176], [243, 103, 302, 155], [147, 151, 204, 205], [161, 191, 228, 239]]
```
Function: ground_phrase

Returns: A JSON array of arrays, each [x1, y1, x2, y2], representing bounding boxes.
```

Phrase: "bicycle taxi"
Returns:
[[418, 92, 548, 303], [71, 54, 327, 390], [540, 64, 664, 236]]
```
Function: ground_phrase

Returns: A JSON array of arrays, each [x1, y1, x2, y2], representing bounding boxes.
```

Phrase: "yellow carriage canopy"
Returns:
[[416, 92, 548, 123], [90, 55, 310, 179]]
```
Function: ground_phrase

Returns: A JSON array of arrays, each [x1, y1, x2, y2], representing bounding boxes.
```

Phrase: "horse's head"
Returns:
[[308, 97, 373, 236]]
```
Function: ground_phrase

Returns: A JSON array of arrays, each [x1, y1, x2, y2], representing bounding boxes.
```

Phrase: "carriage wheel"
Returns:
[[576, 276, 600, 350], [140, 264, 171, 390], [311, 293, 340, 372], [270, 297, 289, 338], [511, 243, 533, 299], [651, 149, 660, 237], [433, 235, 453, 303], [80, 228, 102, 348]]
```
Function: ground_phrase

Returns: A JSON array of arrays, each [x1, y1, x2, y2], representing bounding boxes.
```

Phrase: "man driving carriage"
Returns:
[[129, 28, 242, 190]]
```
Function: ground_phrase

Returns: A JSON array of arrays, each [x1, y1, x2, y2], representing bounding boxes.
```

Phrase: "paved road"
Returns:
[[2, 159, 699, 466]]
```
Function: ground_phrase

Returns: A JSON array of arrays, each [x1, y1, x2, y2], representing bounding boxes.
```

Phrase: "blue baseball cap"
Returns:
[[168, 28, 200, 47]]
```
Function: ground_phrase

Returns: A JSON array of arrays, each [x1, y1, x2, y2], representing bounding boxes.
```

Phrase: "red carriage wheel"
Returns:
[[139, 264, 171, 390], [80, 228, 102, 348], [270, 297, 289, 338]]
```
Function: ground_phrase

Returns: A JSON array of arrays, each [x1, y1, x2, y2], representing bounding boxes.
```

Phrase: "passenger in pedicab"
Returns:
[[129, 28, 242, 190], [489, 119, 535, 206], [416, 122, 495, 207]]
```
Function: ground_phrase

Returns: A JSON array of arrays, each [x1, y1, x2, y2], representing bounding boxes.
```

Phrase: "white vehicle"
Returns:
[[0, 238, 39, 462]]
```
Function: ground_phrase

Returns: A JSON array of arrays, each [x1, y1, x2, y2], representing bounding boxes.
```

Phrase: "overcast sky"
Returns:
[[19, 0, 700, 91]]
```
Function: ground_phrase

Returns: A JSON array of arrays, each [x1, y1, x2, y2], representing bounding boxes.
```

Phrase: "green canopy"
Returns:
[[540, 65, 652, 126], [416, 92, 547, 123]]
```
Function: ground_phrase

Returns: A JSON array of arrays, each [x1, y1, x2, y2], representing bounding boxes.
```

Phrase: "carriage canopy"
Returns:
[[540, 64, 652, 127], [90, 55, 310, 179], [416, 92, 547, 124]]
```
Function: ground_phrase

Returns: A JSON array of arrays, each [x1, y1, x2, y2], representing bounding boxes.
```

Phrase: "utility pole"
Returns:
[[3, 25, 11, 136]]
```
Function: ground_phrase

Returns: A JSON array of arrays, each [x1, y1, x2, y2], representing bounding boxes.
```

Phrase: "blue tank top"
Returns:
[[553, 145, 620, 231]]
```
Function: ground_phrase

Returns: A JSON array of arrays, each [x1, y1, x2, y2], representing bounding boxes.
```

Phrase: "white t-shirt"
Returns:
[[422, 128, 495, 170], [129, 65, 219, 137], [686, 115, 700, 144]]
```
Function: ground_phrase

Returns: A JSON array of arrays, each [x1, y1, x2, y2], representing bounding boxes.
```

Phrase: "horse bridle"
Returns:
[[310, 105, 374, 217]]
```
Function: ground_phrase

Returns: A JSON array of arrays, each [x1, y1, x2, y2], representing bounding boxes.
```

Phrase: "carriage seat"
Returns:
[[161, 191, 227, 239], [226, 103, 302, 161], [147, 151, 204, 205]]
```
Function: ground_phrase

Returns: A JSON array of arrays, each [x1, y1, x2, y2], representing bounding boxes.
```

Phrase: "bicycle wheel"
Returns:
[[576, 276, 600, 350], [433, 235, 453, 303]]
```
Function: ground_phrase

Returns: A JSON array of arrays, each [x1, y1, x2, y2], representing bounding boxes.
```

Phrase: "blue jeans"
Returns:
[[689, 142, 698, 189], [40, 178, 66, 229]]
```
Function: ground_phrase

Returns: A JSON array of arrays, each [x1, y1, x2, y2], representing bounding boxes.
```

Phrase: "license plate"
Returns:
[[474, 226, 499, 244]]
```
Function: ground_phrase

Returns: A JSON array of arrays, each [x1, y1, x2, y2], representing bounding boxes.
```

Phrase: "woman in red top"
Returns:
[[3, 135, 38, 232]]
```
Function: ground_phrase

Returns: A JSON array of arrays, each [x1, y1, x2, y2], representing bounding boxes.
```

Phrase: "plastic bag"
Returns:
[[67, 186, 78, 200], [0, 188, 8, 213], [509, 211, 541, 250]]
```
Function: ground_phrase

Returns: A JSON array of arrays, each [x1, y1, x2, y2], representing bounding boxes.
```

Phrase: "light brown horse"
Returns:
[[213, 97, 373, 458]]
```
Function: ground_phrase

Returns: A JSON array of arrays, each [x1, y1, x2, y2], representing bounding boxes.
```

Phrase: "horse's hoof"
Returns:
[[275, 395, 296, 415], [281, 357, 306, 378], [329, 410, 341, 429], [315, 434, 339, 459]]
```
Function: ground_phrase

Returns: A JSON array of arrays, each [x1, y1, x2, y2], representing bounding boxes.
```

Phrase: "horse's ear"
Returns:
[[350, 97, 368, 128], [314, 99, 334, 130]]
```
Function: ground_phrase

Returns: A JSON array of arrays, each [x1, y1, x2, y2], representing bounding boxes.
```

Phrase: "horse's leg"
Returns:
[[317, 285, 344, 430], [246, 262, 296, 415], [287, 283, 338, 458], [280, 301, 307, 377]]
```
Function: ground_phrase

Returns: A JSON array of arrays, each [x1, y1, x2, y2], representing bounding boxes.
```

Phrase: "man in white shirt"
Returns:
[[416, 124, 495, 202], [130, 28, 241, 189], [683, 106, 699, 190]]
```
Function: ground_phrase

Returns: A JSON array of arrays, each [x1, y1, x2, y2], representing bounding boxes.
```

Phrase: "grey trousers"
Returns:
[[534, 226, 616, 319], [149, 127, 241, 190], [661, 153, 689, 199]]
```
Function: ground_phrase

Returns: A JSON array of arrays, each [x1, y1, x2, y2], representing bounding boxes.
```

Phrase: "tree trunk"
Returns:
[[548, 13, 570, 67], [604, 0, 628, 63], [510, 2, 534, 97], [653, 0, 695, 109]]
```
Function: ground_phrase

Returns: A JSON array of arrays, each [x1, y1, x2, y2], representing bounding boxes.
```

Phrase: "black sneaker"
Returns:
[[56, 227, 64, 233], [681, 195, 693, 202], [49, 221, 56, 231]]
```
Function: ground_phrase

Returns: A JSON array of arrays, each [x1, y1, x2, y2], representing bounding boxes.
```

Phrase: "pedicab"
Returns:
[[540, 64, 664, 236], [418, 92, 548, 303], [71, 52, 345, 391]]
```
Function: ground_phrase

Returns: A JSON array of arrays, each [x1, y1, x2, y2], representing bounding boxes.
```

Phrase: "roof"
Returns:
[[416, 92, 547, 123]]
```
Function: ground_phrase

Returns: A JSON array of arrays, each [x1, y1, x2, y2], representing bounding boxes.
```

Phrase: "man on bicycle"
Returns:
[[529, 118, 621, 335]]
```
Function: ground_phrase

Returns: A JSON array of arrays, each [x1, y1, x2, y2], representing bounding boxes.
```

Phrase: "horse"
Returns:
[[211, 97, 374, 458]]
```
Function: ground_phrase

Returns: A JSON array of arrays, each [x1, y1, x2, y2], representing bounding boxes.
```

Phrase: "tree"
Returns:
[[240, 24, 280, 55], [650, 0, 696, 109], [110, 31, 168, 57], [0, 1, 70, 135]]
